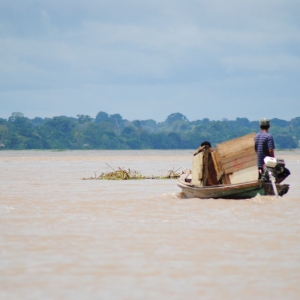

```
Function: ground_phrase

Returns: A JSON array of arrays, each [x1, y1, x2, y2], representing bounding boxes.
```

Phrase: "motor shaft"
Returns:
[[268, 170, 278, 198]]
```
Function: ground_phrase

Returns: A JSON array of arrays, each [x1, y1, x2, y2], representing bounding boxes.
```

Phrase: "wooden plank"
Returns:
[[207, 152, 219, 186], [217, 170, 224, 181], [192, 152, 203, 186], [223, 174, 231, 184], [202, 147, 209, 186], [214, 150, 223, 173], [213, 150, 223, 182], [193, 145, 205, 156], [211, 151, 220, 174], [229, 165, 258, 184], [222, 153, 257, 171], [216, 133, 256, 158], [214, 149, 231, 184], [220, 148, 256, 164], [198, 170, 203, 180], [224, 157, 257, 174], [217, 132, 255, 152]]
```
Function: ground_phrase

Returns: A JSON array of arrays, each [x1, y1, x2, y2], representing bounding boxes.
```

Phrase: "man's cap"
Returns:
[[260, 118, 270, 126]]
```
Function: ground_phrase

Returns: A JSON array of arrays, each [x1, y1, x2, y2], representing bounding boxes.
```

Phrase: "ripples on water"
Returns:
[[1, 150, 300, 299]]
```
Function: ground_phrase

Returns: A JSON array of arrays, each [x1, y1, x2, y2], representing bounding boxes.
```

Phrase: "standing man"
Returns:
[[254, 118, 275, 177]]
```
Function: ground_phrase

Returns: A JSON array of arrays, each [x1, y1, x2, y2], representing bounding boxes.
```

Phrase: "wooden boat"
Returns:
[[177, 178, 289, 199], [177, 133, 290, 199]]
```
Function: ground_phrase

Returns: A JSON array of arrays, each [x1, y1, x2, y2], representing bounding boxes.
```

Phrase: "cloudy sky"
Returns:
[[0, 0, 299, 122]]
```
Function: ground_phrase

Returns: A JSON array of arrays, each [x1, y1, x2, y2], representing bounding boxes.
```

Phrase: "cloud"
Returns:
[[0, 0, 299, 120], [221, 54, 300, 73]]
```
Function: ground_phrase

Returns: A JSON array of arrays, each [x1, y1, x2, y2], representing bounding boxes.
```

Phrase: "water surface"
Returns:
[[1, 150, 300, 299]]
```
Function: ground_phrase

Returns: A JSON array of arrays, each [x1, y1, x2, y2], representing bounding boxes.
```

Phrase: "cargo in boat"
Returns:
[[177, 133, 290, 199]]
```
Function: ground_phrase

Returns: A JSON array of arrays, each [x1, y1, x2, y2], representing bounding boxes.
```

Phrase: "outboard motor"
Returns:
[[260, 157, 290, 197], [260, 157, 290, 183]]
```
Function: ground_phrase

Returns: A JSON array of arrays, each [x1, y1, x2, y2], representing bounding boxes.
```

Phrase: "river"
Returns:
[[1, 150, 300, 299]]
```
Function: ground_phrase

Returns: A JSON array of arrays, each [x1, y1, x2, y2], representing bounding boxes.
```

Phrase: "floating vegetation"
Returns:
[[82, 164, 182, 180]]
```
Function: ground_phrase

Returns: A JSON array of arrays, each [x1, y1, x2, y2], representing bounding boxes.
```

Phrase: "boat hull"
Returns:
[[177, 179, 289, 199]]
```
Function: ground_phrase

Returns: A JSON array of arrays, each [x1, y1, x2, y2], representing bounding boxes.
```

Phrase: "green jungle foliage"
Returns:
[[0, 112, 299, 150]]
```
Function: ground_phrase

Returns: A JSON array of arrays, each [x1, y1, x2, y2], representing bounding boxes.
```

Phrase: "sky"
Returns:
[[0, 0, 299, 122]]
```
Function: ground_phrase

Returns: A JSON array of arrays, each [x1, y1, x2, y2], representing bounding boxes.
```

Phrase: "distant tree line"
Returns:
[[0, 112, 299, 150]]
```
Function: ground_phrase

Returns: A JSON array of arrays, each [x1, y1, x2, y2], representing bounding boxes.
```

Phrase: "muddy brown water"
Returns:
[[1, 150, 300, 299]]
